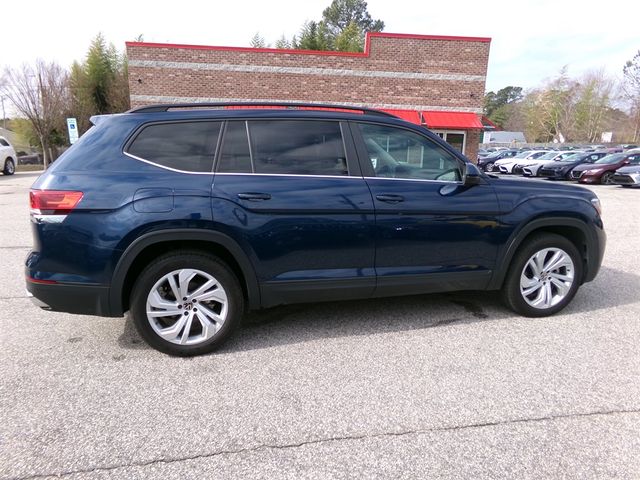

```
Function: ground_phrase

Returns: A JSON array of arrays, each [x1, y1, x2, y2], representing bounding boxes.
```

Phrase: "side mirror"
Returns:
[[464, 163, 485, 186]]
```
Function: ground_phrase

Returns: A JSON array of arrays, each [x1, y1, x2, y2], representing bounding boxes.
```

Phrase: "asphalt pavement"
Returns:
[[1, 171, 639, 479]]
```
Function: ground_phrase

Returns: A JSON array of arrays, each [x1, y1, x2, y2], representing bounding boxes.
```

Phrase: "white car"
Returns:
[[495, 150, 548, 174], [1, 137, 17, 176], [519, 151, 583, 177]]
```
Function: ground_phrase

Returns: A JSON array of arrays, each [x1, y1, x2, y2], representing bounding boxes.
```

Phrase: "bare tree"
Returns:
[[622, 50, 640, 142], [573, 69, 615, 143], [1, 60, 68, 167]]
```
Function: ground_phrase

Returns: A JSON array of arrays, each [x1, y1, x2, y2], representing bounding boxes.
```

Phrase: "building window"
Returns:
[[433, 130, 466, 154]]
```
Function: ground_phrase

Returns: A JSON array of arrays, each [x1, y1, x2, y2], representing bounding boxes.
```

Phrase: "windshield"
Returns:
[[594, 153, 625, 164], [513, 151, 532, 159], [558, 153, 584, 162], [536, 151, 560, 160]]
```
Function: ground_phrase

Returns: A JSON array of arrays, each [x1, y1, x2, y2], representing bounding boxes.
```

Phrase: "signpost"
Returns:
[[66, 118, 79, 144]]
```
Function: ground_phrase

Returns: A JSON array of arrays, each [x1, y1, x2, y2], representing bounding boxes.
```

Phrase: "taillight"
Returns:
[[30, 190, 84, 215]]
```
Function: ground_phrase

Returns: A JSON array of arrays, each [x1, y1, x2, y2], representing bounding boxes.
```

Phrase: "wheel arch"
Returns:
[[109, 229, 260, 315], [489, 217, 596, 290]]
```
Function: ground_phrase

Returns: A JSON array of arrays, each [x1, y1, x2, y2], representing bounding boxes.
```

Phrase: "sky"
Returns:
[[1, 0, 639, 94]]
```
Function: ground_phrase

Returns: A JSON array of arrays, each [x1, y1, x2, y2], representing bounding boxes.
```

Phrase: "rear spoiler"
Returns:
[[89, 115, 112, 126]]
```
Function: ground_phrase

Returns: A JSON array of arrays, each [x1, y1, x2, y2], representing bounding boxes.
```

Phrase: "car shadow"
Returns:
[[0, 172, 44, 180], [117, 266, 639, 355]]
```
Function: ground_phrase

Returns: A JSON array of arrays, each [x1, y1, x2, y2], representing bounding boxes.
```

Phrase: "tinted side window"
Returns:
[[0, 139, 9, 147], [217, 121, 252, 173], [249, 121, 347, 176], [358, 123, 462, 182], [127, 122, 221, 172]]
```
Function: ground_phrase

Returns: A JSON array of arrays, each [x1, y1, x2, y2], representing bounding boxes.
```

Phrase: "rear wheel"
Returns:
[[601, 171, 614, 184], [501, 233, 583, 317], [3, 158, 15, 175], [484, 162, 495, 172], [130, 251, 244, 356]]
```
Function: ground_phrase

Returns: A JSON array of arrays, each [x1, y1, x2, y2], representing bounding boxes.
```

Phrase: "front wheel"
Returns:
[[130, 251, 244, 356], [3, 158, 15, 175], [601, 171, 614, 184], [501, 233, 583, 317], [484, 162, 495, 172]]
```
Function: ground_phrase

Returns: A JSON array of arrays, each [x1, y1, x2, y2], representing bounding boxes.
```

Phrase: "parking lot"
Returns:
[[1, 171, 639, 479]]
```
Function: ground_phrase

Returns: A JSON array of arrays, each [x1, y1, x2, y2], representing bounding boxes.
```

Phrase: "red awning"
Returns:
[[381, 109, 423, 125], [421, 111, 483, 129]]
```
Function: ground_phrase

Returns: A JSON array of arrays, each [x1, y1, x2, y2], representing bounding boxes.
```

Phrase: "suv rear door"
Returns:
[[351, 121, 500, 296], [212, 118, 376, 307]]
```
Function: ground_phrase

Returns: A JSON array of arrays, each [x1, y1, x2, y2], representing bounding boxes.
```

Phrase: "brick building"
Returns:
[[126, 32, 491, 160]]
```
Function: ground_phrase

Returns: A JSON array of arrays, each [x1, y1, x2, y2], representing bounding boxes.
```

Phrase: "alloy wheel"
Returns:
[[519, 247, 575, 309], [145, 268, 229, 345]]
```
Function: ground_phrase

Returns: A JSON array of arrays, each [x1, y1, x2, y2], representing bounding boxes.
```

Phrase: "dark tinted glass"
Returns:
[[128, 122, 221, 172], [0, 139, 9, 147], [217, 121, 252, 173], [249, 121, 347, 176]]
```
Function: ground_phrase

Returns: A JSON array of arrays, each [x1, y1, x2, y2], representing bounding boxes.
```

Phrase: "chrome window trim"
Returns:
[[122, 119, 222, 174], [123, 152, 216, 175], [363, 176, 463, 185], [214, 172, 364, 179]]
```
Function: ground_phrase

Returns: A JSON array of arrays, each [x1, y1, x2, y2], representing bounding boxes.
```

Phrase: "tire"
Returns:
[[3, 158, 15, 175], [501, 233, 583, 317], [601, 171, 614, 184], [130, 251, 244, 356], [484, 162, 495, 172]]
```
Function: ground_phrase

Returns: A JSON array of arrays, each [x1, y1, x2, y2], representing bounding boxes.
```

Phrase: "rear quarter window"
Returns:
[[127, 121, 221, 172]]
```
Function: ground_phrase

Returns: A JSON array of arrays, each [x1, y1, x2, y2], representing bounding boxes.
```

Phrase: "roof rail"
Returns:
[[127, 102, 396, 117]]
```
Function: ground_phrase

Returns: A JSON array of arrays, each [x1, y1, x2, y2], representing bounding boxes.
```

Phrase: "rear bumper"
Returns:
[[26, 279, 113, 316]]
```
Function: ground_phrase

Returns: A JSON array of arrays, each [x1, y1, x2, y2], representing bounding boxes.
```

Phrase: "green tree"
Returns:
[[273, 0, 383, 52], [483, 86, 523, 128], [250, 33, 268, 48], [296, 21, 332, 51], [274, 35, 292, 49], [334, 21, 364, 52], [67, 33, 130, 133], [322, 0, 384, 36]]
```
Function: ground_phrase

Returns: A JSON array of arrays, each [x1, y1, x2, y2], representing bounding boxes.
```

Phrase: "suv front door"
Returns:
[[212, 119, 376, 307], [351, 122, 501, 297]]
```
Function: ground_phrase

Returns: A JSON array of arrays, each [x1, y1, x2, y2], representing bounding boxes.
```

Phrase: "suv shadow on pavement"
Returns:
[[117, 266, 635, 355]]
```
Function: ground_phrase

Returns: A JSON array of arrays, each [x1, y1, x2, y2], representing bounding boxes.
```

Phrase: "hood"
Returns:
[[489, 175, 594, 196], [572, 162, 616, 173]]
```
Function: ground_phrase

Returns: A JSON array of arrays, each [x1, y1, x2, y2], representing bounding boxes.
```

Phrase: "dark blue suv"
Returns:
[[26, 103, 606, 356]]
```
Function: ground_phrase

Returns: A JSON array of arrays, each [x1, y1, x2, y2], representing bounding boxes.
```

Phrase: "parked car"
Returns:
[[612, 164, 640, 187], [496, 150, 548, 174], [478, 149, 520, 172], [571, 152, 640, 184], [519, 151, 581, 177], [17, 151, 42, 165], [26, 102, 606, 356], [0, 136, 16, 175], [539, 152, 610, 180]]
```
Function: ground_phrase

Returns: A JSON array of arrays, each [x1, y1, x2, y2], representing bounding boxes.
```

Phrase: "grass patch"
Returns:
[[16, 165, 45, 172]]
